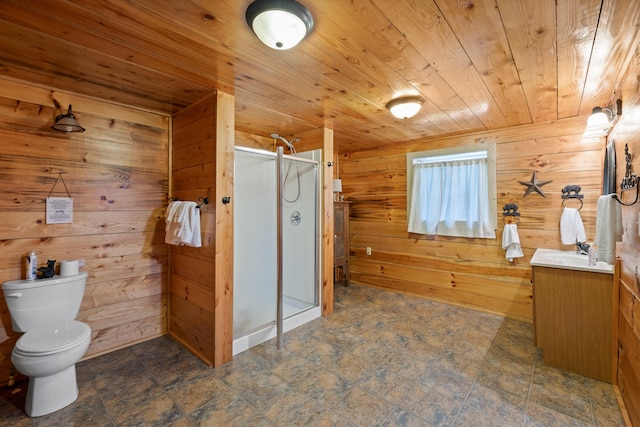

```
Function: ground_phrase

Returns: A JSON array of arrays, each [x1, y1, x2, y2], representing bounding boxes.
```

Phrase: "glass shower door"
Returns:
[[233, 149, 277, 338], [233, 146, 321, 353]]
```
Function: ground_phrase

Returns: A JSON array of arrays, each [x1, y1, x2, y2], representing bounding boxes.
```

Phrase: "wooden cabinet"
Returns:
[[532, 265, 618, 383], [334, 201, 350, 286]]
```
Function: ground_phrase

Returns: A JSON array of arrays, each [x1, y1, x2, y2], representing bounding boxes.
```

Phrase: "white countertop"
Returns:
[[530, 248, 614, 274]]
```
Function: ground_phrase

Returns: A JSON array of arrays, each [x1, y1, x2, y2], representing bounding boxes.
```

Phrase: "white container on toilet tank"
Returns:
[[25, 250, 37, 281]]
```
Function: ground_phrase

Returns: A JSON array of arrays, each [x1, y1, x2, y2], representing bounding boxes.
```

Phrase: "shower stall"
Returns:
[[233, 145, 322, 354]]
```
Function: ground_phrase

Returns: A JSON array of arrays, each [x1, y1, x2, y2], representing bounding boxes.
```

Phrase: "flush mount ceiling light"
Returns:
[[582, 98, 622, 140], [385, 96, 425, 119], [51, 104, 85, 132], [246, 0, 314, 50]]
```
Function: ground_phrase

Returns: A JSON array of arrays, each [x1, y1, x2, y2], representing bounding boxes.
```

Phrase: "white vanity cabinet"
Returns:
[[531, 249, 619, 383]]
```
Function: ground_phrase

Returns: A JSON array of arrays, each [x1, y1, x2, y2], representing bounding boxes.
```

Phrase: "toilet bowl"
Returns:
[[12, 321, 92, 417], [2, 272, 92, 417]]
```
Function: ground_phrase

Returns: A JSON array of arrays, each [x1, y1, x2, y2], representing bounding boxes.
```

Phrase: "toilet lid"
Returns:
[[15, 321, 91, 356]]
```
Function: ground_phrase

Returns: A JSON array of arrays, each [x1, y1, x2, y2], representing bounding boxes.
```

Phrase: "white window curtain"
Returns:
[[408, 157, 495, 238]]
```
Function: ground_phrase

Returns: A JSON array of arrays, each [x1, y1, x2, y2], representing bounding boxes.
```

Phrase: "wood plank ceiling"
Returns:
[[1, 0, 639, 152]]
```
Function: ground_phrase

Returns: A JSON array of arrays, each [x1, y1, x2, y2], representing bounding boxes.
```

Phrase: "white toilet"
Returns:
[[2, 272, 92, 417]]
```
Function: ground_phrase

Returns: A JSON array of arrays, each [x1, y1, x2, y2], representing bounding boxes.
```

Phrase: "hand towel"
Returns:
[[164, 201, 202, 247], [560, 207, 586, 245], [594, 194, 622, 264], [177, 202, 202, 247], [165, 201, 184, 245], [502, 223, 524, 262]]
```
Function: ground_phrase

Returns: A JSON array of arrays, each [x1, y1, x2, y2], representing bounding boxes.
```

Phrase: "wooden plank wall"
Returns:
[[169, 91, 234, 367], [0, 78, 169, 382], [610, 45, 640, 427], [340, 115, 601, 322], [169, 92, 218, 366]]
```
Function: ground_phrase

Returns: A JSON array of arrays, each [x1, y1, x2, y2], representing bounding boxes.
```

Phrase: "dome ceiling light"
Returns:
[[245, 0, 314, 50], [385, 96, 425, 119]]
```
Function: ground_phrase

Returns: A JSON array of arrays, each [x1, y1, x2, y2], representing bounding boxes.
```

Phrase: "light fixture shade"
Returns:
[[246, 0, 313, 50], [333, 178, 343, 193], [385, 96, 424, 119], [51, 105, 85, 132], [586, 106, 612, 129]]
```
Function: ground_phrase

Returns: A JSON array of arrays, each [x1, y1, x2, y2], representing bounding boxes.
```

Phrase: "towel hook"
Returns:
[[196, 196, 209, 209], [612, 143, 640, 206]]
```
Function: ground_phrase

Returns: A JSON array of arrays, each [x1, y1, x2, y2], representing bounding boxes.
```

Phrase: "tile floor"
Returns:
[[0, 284, 626, 426]]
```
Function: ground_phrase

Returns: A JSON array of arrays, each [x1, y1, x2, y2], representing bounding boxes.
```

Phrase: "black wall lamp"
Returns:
[[51, 105, 85, 132], [245, 0, 314, 50]]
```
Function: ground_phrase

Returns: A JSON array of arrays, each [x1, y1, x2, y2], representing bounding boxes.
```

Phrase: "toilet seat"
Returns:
[[15, 321, 91, 356]]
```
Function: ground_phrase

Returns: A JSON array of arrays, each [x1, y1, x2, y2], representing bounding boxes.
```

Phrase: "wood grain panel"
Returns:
[[213, 91, 234, 367], [497, 0, 557, 122], [0, 83, 169, 382], [0, 1, 639, 151], [342, 115, 604, 323], [533, 266, 614, 382], [168, 91, 233, 367], [433, 0, 530, 126], [556, 0, 601, 117], [617, 282, 640, 426], [169, 296, 214, 361]]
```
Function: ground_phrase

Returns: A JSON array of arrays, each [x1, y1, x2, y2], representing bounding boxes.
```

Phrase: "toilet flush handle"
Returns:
[[6, 292, 21, 298]]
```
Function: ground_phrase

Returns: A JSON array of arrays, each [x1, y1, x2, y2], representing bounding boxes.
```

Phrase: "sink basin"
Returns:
[[530, 249, 614, 274]]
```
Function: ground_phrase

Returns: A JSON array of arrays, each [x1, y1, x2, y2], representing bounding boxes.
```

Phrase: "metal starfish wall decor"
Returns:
[[518, 171, 553, 197]]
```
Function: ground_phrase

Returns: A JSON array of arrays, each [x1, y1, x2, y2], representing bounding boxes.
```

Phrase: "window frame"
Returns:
[[406, 143, 497, 237]]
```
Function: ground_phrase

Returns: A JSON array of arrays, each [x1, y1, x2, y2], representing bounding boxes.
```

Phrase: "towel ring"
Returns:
[[561, 198, 583, 210], [503, 216, 520, 225], [502, 203, 521, 225]]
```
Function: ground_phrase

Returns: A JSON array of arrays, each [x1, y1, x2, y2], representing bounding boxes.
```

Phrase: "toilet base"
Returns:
[[25, 364, 79, 417]]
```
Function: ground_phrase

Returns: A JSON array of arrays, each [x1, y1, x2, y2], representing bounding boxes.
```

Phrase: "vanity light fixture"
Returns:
[[245, 0, 314, 50], [385, 96, 425, 119], [582, 99, 622, 140], [51, 105, 85, 132]]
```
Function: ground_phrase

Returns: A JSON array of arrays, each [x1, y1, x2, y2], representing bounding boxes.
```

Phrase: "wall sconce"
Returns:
[[245, 0, 314, 50], [385, 96, 424, 119], [333, 178, 343, 201], [582, 99, 622, 140], [51, 105, 85, 132]]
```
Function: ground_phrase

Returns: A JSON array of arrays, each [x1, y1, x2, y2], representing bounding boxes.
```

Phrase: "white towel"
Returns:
[[165, 201, 202, 247], [502, 223, 524, 262], [178, 202, 202, 247], [165, 201, 184, 245], [560, 207, 586, 245], [594, 195, 622, 264]]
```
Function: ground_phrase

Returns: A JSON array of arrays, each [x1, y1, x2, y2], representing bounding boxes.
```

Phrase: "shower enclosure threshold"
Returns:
[[232, 305, 321, 355]]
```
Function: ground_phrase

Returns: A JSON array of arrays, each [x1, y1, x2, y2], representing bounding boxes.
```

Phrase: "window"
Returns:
[[406, 144, 496, 238]]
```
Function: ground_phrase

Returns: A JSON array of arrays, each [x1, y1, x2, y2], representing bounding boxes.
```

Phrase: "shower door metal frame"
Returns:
[[234, 146, 321, 350]]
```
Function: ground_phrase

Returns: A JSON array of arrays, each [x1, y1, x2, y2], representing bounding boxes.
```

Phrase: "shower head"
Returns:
[[270, 133, 295, 149]]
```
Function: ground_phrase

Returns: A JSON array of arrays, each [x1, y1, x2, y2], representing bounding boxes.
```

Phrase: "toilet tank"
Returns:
[[2, 272, 88, 332]]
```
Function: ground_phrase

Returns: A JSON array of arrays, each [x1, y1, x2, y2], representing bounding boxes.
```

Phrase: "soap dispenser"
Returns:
[[588, 244, 598, 266]]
